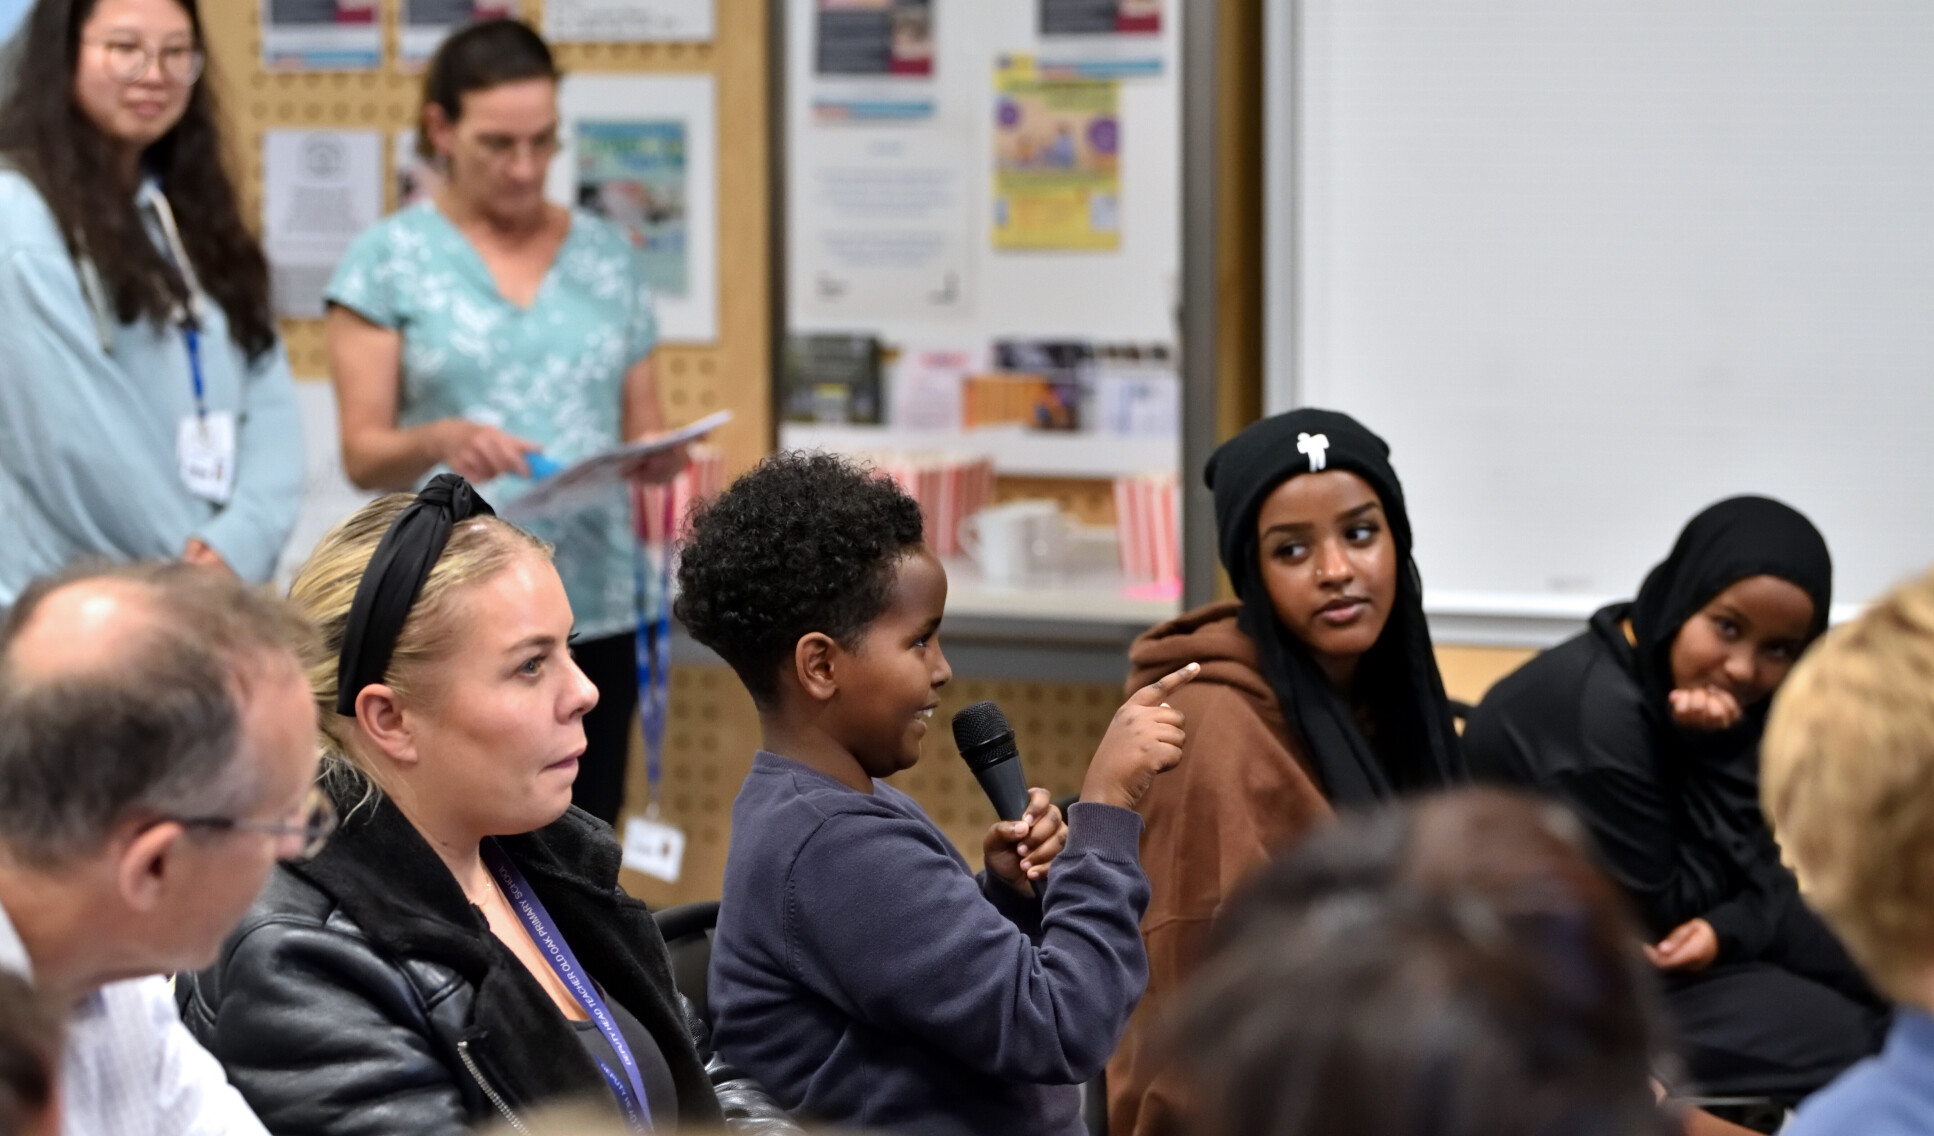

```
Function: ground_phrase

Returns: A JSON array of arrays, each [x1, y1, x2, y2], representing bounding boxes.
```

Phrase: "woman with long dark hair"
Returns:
[[0, 0, 301, 606], [325, 19, 685, 826], [1107, 407, 1466, 1136]]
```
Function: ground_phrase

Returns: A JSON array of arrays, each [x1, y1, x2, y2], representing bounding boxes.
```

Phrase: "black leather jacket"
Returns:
[[177, 791, 795, 1135]]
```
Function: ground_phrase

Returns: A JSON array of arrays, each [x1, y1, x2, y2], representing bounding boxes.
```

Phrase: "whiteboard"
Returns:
[[1267, 1, 1934, 642]]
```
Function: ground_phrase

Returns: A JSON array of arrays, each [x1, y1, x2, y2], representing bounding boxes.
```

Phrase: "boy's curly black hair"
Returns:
[[675, 451, 928, 709]]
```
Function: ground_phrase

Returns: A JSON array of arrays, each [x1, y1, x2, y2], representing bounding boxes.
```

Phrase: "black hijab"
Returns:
[[1588, 496, 1831, 862], [1205, 408, 1464, 806]]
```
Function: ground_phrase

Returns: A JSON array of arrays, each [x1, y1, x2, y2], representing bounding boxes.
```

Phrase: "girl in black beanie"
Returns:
[[1107, 407, 1464, 1136]]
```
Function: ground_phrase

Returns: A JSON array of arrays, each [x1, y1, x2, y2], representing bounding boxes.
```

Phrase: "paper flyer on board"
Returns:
[[262, 130, 384, 317], [574, 120, 690, 298], [544, 0, 713, 42], [261, 0, 381, 70], [991, 55, 1121, 251], [499, 411, 731, 524], [401, 0, 516, 67], [812, 0, 935, 121]]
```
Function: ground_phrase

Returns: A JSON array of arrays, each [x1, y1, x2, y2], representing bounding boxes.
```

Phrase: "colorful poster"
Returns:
[[260, 0, 381, 70], [991, 56, 1121, 252], [543, 0, 713, 43], [1040, 0, 1161, 36], [548, 73, 718, 342], [400, 0, 516, 68], [574, 120, 690, 298]]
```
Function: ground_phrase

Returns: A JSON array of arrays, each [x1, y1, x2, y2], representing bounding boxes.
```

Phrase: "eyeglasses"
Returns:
[[83, 37, 205, 86], [172, 785, 338, 862]]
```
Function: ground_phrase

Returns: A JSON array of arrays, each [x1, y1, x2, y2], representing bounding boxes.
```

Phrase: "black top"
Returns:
[[1466, 604, 1798, 960], [572, 991, 680, 1128]]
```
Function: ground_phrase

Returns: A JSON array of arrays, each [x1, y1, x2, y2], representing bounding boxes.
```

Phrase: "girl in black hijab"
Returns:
[[1108, 408, 1463, 1136], [1468, 496, 1887, 1104]]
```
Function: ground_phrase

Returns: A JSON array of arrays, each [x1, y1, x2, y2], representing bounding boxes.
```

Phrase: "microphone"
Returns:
[[951, 701, 1031, 822]]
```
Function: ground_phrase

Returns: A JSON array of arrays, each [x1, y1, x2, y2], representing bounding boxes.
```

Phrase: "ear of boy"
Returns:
[[756, 631, 888, 795]]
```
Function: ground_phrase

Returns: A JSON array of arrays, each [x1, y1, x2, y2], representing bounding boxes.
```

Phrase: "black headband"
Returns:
[[334, 474, 495, 716]]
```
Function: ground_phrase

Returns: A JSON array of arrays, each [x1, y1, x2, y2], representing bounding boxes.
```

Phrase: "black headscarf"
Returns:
[[1587, 496, 1832, 871], [1621, 495, 1833, 708], [1205, 408, 1465, 806], [335, 474, 496, 715]]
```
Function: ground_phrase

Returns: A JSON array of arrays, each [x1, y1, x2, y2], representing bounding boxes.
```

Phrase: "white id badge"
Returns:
[[621, 816, 687, 883], [177, 411, 237, 504]]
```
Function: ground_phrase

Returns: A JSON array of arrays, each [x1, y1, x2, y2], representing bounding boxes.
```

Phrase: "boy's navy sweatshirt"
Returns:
[[710, 750, 1151, 1136]]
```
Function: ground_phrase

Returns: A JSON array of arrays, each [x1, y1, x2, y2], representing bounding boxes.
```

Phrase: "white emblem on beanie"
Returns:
[[1297, 432, 1330, 471]]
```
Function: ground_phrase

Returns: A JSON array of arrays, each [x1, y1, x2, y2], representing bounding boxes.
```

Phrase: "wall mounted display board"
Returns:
[[1267, 0, 1934, 644]]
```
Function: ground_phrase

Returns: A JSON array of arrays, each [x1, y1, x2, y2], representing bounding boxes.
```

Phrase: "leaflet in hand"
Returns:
[[499, 411, 731, 525]]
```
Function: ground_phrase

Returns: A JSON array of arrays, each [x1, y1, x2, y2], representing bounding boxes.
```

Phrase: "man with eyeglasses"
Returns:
[[0, 561, 326, 1135]]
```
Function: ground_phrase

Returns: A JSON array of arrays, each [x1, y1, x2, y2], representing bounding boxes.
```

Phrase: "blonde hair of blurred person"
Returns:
[[1759, 565, 1934, 1136], [176, 487, 793, 1131], [1763, 568, 1934, 997]]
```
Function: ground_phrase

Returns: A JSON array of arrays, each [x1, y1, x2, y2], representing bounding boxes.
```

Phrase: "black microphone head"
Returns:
[[951, 701, 1017, 773]]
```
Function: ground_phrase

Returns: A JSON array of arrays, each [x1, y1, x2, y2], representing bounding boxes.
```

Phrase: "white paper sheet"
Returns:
[[544, 0, 713, 42], [793, 129, 975, 322], [545, 74, 720, 343], [262, 129, 384, 318], [498, 411, 731, 524]]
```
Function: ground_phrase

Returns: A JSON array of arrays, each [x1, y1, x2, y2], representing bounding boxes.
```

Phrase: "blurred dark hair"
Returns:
[[1170, 789, 1669, 1136], [0, 0, 275, 361], [416, 18, 557, 161], [0, 971, 59, 1134]]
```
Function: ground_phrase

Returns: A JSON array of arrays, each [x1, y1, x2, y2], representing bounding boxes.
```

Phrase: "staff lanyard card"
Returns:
[[622, 484, 685, 884], [174, 322, 235, 504]]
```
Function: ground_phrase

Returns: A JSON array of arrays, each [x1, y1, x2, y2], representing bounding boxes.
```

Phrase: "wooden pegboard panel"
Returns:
[[621, 662, 1125, 908], [201, 0, 771, 477]]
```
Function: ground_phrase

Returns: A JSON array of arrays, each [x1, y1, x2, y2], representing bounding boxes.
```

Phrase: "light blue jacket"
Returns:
[[0, 170, 302, 605]]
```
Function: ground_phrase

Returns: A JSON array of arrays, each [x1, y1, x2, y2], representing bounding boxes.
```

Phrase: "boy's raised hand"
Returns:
[[984, 787, 1068, 896], [1081, 662, 1201, 811]]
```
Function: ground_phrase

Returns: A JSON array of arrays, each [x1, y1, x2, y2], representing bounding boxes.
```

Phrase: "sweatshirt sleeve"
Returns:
[[192, 343, 303, 582], [784, 802, 1150, 1085]]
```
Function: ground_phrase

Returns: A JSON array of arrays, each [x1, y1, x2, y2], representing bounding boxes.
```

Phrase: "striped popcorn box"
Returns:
[[865, 452, 994, 557], [634, 443, 728, 545], [1113, 470, 1181, 584]]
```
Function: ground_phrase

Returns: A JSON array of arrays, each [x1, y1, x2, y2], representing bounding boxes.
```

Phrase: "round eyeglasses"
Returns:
[[84, 37, 205, 86]]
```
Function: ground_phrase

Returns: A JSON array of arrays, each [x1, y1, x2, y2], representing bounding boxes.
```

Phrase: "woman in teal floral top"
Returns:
[[325, 19, 683, 824]]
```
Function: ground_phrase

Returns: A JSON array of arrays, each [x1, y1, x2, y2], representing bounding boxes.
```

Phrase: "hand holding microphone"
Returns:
[[953, 703, 1066, 894]]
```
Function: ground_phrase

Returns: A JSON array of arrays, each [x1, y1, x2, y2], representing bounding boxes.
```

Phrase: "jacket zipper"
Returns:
[[457, 1039, 530, 1134]]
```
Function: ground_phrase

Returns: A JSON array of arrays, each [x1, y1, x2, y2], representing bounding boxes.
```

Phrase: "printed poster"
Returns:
[[260, 0, 381, 70], [574, 120, 690, 298], [991, 55, 1121, 251], [544, 0, 714, 42], [392, 130, 444, 210], [400, 0, 517, 68], [262, 129, 384, 317], [812, 0, 935, 121], [1039, 0, 1160, 36]]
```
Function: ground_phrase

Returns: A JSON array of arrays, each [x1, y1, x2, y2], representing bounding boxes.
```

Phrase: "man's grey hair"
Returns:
[[0, 561, 317, 867]]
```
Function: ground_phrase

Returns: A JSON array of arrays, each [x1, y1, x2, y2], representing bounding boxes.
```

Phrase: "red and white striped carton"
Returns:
[[633, 443, 728, 545], [862, 451, 995, 558], [1113, 470, 1181, 585]]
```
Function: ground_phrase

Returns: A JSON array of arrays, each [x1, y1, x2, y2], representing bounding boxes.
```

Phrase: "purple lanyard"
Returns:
[[482, 841, 654, 1131]]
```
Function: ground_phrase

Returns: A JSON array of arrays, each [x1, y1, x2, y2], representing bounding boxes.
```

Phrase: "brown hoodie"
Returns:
[[1106, 601, 1334, 1136]]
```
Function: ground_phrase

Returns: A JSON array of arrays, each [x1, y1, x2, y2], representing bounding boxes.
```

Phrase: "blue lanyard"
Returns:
[[482, 841, 654, 1131], [182, 323, 207, 424], [634, 491, 675, 809]]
